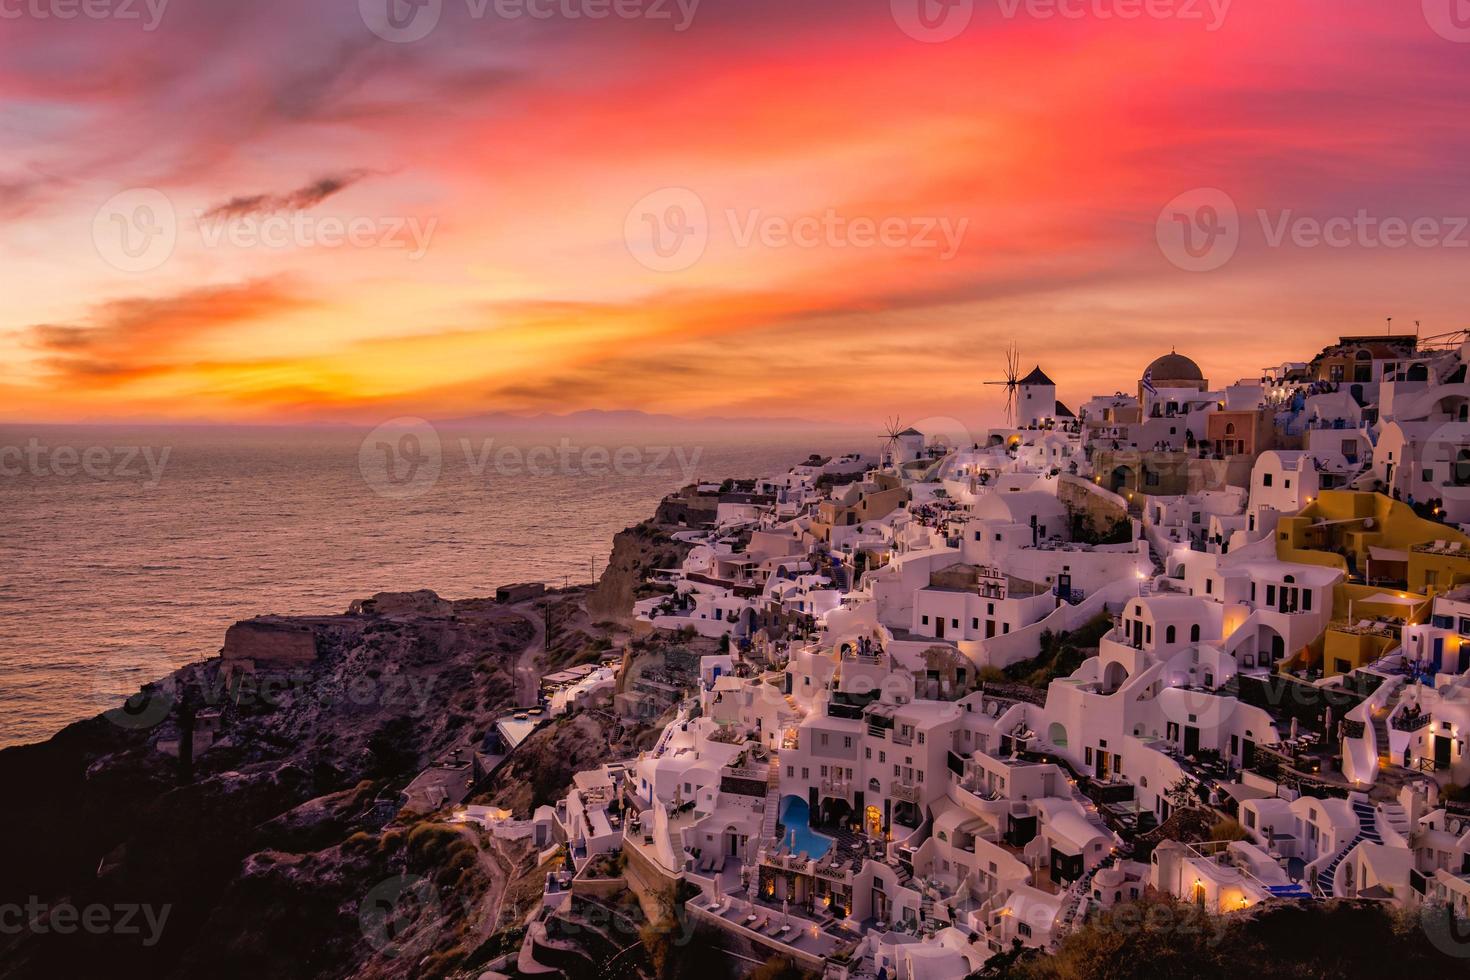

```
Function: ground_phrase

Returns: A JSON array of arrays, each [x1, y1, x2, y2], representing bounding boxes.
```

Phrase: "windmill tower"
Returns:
[[983, 343, 1022, 427], [880, 416, 924, 471], [880, 416, 905, 471]]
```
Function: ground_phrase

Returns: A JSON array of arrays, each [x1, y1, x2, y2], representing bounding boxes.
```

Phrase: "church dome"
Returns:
[[1145, 351, 1204, 382]]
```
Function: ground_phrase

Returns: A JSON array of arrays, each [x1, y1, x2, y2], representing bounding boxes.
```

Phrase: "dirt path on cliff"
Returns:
[[509, 603, 545, 706]]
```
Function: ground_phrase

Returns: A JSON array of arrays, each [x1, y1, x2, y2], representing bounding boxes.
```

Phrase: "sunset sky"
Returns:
[[3, 0, 1469, 426]]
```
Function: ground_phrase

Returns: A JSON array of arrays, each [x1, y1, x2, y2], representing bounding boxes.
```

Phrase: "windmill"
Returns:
[[880, 415, 906, 470], [983, 343, 1022, 427]]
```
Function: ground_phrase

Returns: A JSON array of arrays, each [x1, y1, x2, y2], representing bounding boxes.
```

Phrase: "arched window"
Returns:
[[1190, 624, 1201, 642], [1455, 449, 1470, 487], [1166, 625, 1177, 644], [1225, 423, 1236, 436]]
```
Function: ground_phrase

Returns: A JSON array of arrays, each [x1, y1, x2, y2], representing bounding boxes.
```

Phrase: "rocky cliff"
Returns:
[[586, 521, 692, 623], [0, 591, 537, 980]]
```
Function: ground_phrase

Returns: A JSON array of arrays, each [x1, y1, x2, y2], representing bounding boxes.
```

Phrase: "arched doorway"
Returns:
[[864, 804, 882, 838], [1102, 662, 1129, 693], [1048, 722, 1069, 748], [1109, 465, 1136, 494]]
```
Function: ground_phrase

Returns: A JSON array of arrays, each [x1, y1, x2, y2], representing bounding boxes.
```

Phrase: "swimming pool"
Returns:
[[777, 795, 835, 859]]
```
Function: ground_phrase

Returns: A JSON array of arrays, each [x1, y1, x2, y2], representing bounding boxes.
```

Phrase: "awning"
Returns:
[[1368, 547, 1411, 563], [1362, 591, 1422, 605]]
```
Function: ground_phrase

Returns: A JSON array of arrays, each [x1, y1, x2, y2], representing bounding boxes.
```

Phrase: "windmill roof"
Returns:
[[896, 428, 923, 436], [1020, 366, 1055, 386], [1055, 401, 1075, 418]]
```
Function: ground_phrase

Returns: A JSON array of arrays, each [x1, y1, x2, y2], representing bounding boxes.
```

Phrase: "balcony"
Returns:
[[820, 778, 853, 800], [1392, 710, 1433, 733], [890, 781, 922, 804]]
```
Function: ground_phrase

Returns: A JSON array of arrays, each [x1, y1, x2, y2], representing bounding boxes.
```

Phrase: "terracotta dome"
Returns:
[[1145, 351, 1204, 382]]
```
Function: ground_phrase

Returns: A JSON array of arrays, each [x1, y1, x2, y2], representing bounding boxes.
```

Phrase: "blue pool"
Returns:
[[777, 795, 835, 858]]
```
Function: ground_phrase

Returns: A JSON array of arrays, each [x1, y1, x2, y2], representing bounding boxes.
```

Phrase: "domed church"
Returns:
[[1139, 350, 1209, 404]]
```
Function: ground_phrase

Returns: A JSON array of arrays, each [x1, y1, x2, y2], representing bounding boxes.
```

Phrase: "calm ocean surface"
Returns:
[[0, 423, 862, 748]]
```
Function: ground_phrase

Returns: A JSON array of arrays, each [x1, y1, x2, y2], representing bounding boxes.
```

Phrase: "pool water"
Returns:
[[777, 795, 835, 858]]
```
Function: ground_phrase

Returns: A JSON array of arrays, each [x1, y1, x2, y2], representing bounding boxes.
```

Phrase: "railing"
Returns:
[[820, 778, 852, 798], [890, 781, 922, 804], [726, 765, 768, 781], [1394, 712, 1434, 733]]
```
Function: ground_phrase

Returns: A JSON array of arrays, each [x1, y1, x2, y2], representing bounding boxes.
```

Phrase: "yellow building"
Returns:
[[1276, 491, 1459, 676], [1275, 490, 1470, 595]]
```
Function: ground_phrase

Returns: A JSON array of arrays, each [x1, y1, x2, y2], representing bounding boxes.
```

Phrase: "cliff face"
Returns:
[[586, 521, 692, 623], [0, 593, 535, 980], [221, 617, 321, 668]]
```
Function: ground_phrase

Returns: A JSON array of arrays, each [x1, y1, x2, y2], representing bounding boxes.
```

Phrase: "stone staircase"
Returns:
[[761, 763, 781, 841], [1055, 854, 1117, 937], [1371, 711, 1392, 767], [1316, 798, 1382, 896], [1379, 801, 1411, 840]]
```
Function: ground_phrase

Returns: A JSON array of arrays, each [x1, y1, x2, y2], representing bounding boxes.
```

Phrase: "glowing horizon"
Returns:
[[4, 1, 1469, 427]]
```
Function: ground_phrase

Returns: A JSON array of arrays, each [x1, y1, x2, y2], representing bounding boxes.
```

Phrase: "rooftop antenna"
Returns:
[[1387, 316, 1393, 336], [983, 342, 1022, 426]]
